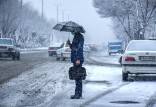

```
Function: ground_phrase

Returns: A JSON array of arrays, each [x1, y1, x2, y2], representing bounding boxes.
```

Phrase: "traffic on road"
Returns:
[[1, 0, 156, 107]]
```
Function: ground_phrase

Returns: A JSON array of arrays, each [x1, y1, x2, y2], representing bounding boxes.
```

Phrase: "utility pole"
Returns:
[[56, 4, 59, 22], [62, 10, 64, 22], [135, 0, 139, 39], [42, 0, 44, 18], [21, 0, 23, 8], [67, 14, 70, 21], [154, 21, 156, 37]]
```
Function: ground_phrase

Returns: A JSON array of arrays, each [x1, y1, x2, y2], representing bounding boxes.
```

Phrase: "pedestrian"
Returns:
[[67, 31, 84, 99]]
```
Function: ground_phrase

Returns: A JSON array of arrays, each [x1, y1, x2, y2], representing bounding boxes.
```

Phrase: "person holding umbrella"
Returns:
[[67, 31, 84, 99], [53, 21, 85, 99]]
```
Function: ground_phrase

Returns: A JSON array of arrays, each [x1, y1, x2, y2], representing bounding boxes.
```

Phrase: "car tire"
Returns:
[[49, 53, 52, 56], [12, 55, 16, 60], [62, 57, 66, 61], [122, 72, 128, 81], [56, 57, 60, 61], [17, 53, 20, 61]]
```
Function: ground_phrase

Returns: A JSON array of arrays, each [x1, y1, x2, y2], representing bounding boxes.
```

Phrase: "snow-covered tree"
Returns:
[[0, 0, 20, 37], [94, 0, 156, 40], [0, 0, 55, 48]]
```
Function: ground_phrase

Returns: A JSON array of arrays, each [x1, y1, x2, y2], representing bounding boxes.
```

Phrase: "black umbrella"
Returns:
[[53, 21, 85, 33]]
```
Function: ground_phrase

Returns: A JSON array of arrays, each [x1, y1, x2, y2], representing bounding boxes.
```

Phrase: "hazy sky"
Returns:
[[23, 0, 116, 44]]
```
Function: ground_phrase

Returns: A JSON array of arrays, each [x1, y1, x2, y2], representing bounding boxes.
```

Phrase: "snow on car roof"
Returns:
[[126, 40, 156, 52], [0, 38, 13, 40], [50, 43, 62, 47]]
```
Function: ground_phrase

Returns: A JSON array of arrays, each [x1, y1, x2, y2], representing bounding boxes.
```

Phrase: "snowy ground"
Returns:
[[0, 62, 70, 107], [20, 47, 48, 54], [89, 50, 121, 65], [0, 50, 156, 107], [0, 61, 122, 107]]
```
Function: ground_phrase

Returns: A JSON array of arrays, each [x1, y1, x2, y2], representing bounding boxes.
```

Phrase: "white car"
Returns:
[[48, 43, 62, 56], [56, 42, 71, 61], [122, 40, 156, 81], [0, 38, 20, 60], [84, 45, 91, 58]]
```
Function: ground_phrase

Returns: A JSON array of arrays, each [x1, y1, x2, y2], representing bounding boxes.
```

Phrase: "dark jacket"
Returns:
[[70, 33, 84, 65]]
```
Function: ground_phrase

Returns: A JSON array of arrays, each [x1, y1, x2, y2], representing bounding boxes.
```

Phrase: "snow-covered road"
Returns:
[[0, 62, 70, 107], [0, 51, 156, 107]]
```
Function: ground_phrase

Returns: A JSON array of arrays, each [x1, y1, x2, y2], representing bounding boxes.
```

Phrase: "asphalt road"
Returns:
[[0, 50, 120, 84], [1, 51, 156, 107], [0, 51, 52, 84]]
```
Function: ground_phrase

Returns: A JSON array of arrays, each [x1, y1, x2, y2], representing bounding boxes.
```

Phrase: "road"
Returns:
[[0, 51, 52, 84], [0, 50, 156, 107]]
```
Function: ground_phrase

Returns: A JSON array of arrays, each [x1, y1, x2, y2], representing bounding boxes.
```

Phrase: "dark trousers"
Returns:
[[75, 79, 82, 97], [73, 63, 83, 97]]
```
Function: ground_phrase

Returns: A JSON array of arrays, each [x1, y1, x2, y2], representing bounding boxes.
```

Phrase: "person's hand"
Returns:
[[67, 39, 71, 45], [75, 60, 80, 65]]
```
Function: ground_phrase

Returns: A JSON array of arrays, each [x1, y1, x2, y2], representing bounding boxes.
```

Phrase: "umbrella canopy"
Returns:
[[53, 21, 85, 33]]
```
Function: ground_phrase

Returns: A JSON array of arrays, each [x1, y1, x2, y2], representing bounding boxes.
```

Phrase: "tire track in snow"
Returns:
[[80, 82, 130, 107], [145, 92, 156, 107]]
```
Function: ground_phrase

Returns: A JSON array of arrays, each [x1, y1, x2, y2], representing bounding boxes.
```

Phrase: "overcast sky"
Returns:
[[23, 0, 116, 44]]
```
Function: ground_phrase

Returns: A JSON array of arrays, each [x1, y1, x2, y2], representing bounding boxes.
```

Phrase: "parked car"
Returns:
[[48, 43, 62, 56], [0, 38, 20, 60], [122, 40, 156, 81], [84, 45, 91, 58], [56, 42, 71, 61]]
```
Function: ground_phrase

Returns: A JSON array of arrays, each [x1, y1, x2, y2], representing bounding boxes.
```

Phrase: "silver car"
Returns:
[[0, 38, 20, 60]]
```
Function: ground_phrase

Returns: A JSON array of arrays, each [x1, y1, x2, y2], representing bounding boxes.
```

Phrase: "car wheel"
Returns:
[[56, 57, 60, 61], [122, 72, 128, 81], [17, 53, 20, 61], [12, 55, 16, 60], [49, 53, 52, 56], [62, 57, 66, 61]]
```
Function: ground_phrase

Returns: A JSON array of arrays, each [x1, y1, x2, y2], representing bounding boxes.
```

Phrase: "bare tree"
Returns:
[[0, 0, 21, 37], [93, 0, 156, 40]]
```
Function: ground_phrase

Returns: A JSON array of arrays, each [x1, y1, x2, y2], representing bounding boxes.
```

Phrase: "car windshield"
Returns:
[[109, 46, 122, 50], [0, 39, 12, 45], [126, 40, 156, 51]]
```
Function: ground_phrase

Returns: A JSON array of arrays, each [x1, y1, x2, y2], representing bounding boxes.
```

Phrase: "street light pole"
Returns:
[[62, 10, 64, 22], [135, 0, 139, 39], [21, 0, 23, 8], [154, 21, 156, 37], [56, 4, 59, 22], [42, 0, 44, 18]]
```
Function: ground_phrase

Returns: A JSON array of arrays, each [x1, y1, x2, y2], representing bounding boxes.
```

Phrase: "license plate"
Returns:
[[139, 56, 156, 61]]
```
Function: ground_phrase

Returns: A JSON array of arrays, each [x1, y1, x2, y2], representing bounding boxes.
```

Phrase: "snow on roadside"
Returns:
[[20, 47, 48, 54], [89, 50, 121, 65], [90, 55, 120, 65], [88, 82, 156, 107], [0, 60, 123, 107], [47, 65, 122, 107], [0, 62, 70, 107]]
